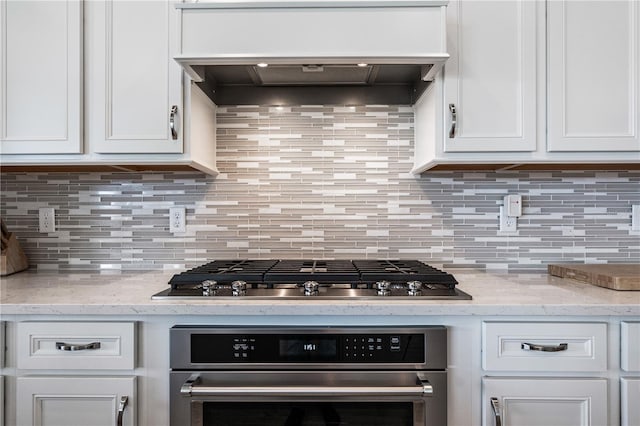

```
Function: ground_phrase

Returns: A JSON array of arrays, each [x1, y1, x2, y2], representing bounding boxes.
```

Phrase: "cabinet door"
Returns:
[[622, 378, 640, 426], [86, 0, 182, 154], [17, 376, 135, 426], [0, 0, 82, 154], [483, 377, 607, 426], [548, 0, 640, 152], [443, 0, 538, 152]]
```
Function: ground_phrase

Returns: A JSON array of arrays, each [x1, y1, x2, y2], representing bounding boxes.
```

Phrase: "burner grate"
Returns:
[[264, 260, 360, 284], [353, 260, 458, 289], [169, 259, 279, 288]]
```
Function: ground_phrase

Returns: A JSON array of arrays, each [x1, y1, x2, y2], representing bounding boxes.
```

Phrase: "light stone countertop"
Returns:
[[0, 269, 639, 316]]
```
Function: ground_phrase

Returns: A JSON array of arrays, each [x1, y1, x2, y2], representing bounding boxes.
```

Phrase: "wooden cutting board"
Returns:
[[548, 263, 640, 291]]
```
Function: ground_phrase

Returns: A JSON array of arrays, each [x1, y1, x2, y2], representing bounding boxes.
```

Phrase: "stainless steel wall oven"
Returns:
[[170, 326, 448, 426]]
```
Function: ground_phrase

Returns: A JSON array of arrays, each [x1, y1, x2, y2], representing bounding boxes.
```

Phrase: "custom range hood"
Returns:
[[175, 1, 449, 105]]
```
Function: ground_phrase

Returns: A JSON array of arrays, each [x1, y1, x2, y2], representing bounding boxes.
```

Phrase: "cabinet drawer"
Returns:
[[482, 322, 607, 372], [17, 322, 135, 370], [621, 322, 640, 372]]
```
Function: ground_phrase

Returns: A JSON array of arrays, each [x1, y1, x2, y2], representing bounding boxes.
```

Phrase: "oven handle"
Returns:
[[180, 374, 433, 397]]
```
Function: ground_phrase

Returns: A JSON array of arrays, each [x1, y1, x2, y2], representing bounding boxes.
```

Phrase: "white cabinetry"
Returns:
[[86, 0, 182, 154], [0, 0, 218, 175], [0, 0, 82, 154], [621, 322, 640, 372], [414, 0, 640, 173], [483, 377, 608, 426], [482, 321, 609, 425], [547, 0, 640, 152], [482, 321, 607, 372], [17, 376, 134, 426], [15, 322, 136, 426], [443, 0, 537, 153], [16, 322, 135, 370], [621, 322, 640, 426], [622, 378, 640, 426]]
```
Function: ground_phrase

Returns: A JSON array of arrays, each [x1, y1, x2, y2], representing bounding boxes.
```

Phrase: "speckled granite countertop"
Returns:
[[1, 269, 638, 316]]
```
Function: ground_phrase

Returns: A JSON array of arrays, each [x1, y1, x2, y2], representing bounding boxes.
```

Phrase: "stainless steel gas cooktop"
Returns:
[[152, 260, 471, 300]]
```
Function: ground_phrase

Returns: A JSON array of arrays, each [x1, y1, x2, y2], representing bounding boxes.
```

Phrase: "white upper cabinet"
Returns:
[[548, 0, 640, 152], [86, 0, 183, 154], [0, 0, 82, 154], [444, 0, 538, 152]]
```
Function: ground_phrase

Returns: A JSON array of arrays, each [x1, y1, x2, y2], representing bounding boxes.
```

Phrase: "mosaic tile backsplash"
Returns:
[[1, 105, 639, 272]]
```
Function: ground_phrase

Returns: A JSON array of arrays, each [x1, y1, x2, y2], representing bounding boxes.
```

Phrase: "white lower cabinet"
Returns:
[[16, 376, 135, 426], [621, 322, 640, 426], [483, 377, 608, 426], [621, 378, 640, 426], [14, 321, 137, 426], [482, 322, 609, 426]]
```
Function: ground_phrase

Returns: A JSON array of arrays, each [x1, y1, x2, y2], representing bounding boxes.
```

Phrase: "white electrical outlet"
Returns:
[[499, 206, 517, 234], [632, 205, 640, 232], [39, 207, 56, 233], [170, 207, 186, 233]]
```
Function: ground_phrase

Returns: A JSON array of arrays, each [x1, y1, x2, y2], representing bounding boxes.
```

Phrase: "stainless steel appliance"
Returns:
[[152, 259, 471, 300], [170, 326, 448, 426]]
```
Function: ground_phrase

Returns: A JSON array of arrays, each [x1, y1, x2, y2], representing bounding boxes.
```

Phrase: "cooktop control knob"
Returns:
[[303, 281, 319, 296], [231, 280, 247, 297], [407, 281, 423, 296], [376, 280, 391, 296], [202, 280, 218, 296]]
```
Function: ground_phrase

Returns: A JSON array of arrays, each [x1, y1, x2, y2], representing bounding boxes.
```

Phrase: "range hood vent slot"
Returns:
[[253, 64, 374, 85], [196, 64, 432, 105]]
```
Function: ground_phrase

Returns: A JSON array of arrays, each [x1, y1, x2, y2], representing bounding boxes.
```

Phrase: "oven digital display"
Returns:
[[279, 337, 337, 360]]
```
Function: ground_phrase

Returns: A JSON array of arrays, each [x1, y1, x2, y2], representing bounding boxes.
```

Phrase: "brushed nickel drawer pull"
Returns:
[[521, 342, 568, 352], [55, 341, 101, 351]]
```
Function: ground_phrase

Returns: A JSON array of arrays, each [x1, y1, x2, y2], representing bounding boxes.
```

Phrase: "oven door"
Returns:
[[171, 370, 446, 426]]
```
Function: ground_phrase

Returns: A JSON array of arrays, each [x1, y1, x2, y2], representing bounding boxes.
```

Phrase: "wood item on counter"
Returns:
[[0, 218, 29, 276], [548, 263, 640, 291]]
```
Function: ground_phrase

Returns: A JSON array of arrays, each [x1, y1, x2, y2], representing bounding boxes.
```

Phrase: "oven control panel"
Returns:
[[189, 332, 426, 364]]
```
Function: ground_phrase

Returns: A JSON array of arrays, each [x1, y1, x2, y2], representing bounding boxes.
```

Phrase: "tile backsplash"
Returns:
[[1, 105, 638, 272]]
